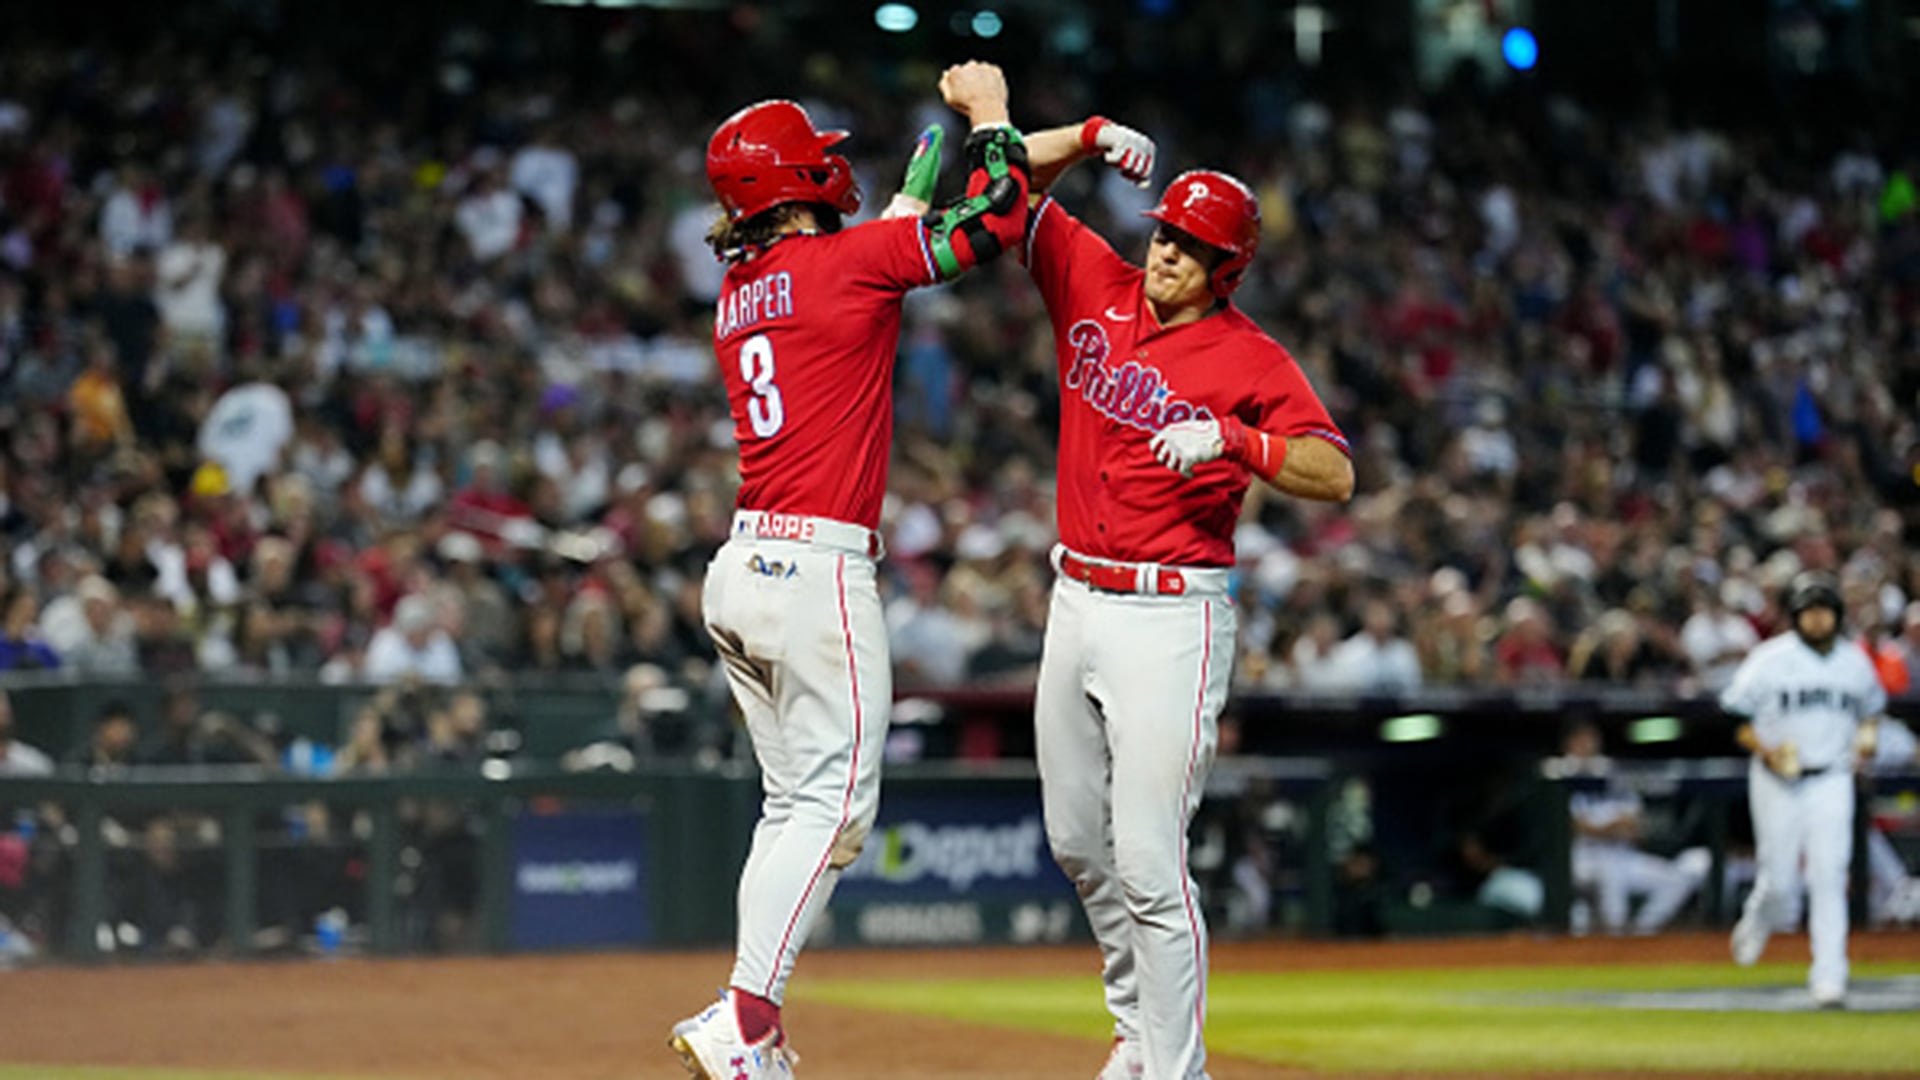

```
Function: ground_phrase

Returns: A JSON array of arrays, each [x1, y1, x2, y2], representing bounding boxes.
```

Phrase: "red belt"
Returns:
[[1057, 549, 1187, 596]]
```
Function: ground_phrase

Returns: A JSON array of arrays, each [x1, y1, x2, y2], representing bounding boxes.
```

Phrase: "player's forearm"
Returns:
[[924, 126, 1031, 279], [1023, 124, 1096, 194], [1735, 723, 1762, 754], [1259, 435, 1355, 503]]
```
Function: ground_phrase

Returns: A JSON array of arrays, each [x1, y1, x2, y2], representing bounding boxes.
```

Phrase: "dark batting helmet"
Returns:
[[706, 100, 862, 223], [1784, 571, 1842, 619], [1141, 169, 1261, 298]]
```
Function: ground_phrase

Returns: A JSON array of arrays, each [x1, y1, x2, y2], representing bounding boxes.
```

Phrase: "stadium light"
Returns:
[[972, 10, 1003, 38], [1292, 3, 1329, 66], [1502, 27, 1538, 71], [1380, 713, 1444, 743], [875, 3, 919, 32]]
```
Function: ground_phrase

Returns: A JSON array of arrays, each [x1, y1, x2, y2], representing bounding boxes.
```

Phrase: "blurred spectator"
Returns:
[[98, 165, 172, 258], [67, 337, 134, 457], [67, 701, 138, 770], [141, 683, 274, 767], [154, 213, 226, 349], [1491, 598, 1564, 685], [1569, 609, 1681, 686], [0, 8, 1910, 714], [1681, 583, 1759, 693], [38, 575, 139, 676], [1322, 599, 1423, 694], [0, 587, 59, 671], [197, 378, 293, 496], [365, 594, 462, 685]]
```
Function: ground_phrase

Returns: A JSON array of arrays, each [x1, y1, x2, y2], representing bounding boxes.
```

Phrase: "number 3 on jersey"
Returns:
[[739, 334, 784, 439]]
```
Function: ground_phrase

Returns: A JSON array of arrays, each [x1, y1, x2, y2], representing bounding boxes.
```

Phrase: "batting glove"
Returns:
[[882, 124, 946, 220], [1149, 418, 1224, 477], [1081, 116, 1155, 188]]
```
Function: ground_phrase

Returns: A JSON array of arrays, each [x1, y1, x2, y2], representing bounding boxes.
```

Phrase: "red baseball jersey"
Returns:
[[1024, 196, 1348, 567], [712, 217, 941, 530]]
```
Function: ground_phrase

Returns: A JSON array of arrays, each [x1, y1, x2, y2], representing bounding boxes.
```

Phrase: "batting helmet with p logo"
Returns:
[[1142, 169, 1261, 298]]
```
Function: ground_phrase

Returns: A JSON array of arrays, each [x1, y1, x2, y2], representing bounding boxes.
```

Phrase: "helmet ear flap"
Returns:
[[820, 154, 861, 216]]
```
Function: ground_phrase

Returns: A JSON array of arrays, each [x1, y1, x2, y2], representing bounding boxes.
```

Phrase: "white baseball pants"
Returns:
[[1742, 763, 1854, 993], [704, 531, 892, 1005], [1572, 842, 1704, 933], [1036, 571, 1235, 1080]]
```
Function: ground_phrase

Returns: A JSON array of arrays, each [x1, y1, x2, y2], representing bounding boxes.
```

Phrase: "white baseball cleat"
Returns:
[[1096, 1036, 1144, 1079], [669, 990, 797, 1080], [1811, 982, 1847, 1010], [1729, 915, 1768, 967]]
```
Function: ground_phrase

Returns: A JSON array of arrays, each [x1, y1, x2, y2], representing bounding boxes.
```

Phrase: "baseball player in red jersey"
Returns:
[[989, 110, 1353, 1080], [669, 63, 1030, 1080]]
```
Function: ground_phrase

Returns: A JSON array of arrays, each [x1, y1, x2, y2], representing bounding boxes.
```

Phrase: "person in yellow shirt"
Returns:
[[68, 338, 133, 454]]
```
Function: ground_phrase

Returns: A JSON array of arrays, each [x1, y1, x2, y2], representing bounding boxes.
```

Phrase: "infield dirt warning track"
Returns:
[[3, 933, 1919, 1079]]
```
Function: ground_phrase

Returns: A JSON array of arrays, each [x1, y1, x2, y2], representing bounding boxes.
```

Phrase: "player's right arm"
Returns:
[[846, 62, 1030, 290], [916, 61, 1031, 281], [1021, 118, 1155, 194], [1724, 651, 1797, 776]]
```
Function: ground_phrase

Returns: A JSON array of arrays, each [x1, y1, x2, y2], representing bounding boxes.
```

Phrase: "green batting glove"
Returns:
[[901, 124, 944, 205]]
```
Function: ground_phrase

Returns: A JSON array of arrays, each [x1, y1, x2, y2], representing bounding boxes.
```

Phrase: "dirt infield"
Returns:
[[4, 932, 1918, 1079]]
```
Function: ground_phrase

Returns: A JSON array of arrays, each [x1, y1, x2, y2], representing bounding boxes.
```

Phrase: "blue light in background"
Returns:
[[1502, 27, 1538, 71], [971, 10, 1003, 37], [875, 3, 919, 32]]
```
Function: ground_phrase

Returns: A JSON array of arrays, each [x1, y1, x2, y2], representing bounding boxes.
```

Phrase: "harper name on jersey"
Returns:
[[1065, 319, 1214, 433], [716, 270, 796, 338]]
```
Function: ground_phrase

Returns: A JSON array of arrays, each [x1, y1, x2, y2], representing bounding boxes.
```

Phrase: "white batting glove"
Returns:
[[1149, 418, 1224, 477], [1081, 117, 1155, 188]]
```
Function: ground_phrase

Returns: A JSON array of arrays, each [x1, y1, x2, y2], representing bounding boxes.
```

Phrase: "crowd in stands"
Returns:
[[1, 9, 1918, 749]]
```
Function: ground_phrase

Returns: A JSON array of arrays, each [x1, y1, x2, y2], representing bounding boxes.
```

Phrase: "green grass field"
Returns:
[[805, 960, 1920, 1074]]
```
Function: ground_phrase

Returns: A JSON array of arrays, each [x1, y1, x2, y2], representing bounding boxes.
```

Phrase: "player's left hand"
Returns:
[[1854, 719, 1881, 769], [882, 124, 945, 221], [1150, 419, 1224, 477]]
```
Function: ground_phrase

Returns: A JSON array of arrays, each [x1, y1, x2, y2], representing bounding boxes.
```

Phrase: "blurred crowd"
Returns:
[[0, 8, 1918, 732]]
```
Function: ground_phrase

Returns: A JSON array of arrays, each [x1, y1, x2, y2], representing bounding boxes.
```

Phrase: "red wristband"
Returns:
[[1079, 116, 1110, 153], [1219, 416, 1287, 479]]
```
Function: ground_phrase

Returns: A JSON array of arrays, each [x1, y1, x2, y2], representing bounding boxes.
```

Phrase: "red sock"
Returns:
[[732, 988, 781, 1044]]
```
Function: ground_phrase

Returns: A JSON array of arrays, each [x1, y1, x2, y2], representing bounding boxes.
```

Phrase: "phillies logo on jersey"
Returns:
[[1064, 319, 1212, 433]]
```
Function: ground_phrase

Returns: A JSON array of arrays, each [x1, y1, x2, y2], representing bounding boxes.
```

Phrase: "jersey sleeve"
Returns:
[[1243, 350, 1350, 456], [838, 216, 946, 292], [1024, 196, 1134, 322], [841, 126, 1032, 293], [1720, 653, 1769, 717]]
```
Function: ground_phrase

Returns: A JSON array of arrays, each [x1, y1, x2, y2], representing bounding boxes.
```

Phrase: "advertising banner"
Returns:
[[511, 808, 651, 950], [830, 792, 1080, 946]]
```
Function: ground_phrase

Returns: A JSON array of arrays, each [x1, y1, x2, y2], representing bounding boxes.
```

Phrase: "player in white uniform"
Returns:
[[1561, 721, 1709, 935], [1721, 571, 1887, 1008], [1865, 718, 1920, 924]]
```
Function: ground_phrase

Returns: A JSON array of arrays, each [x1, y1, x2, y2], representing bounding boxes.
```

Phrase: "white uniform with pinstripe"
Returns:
[[1035, 551, 1235, 1079], [705, 511, 891, 1003]]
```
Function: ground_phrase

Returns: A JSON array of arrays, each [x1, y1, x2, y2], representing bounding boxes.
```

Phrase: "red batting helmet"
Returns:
[[1142, 169, 1260, 297], [706, 100, 862, 223]]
